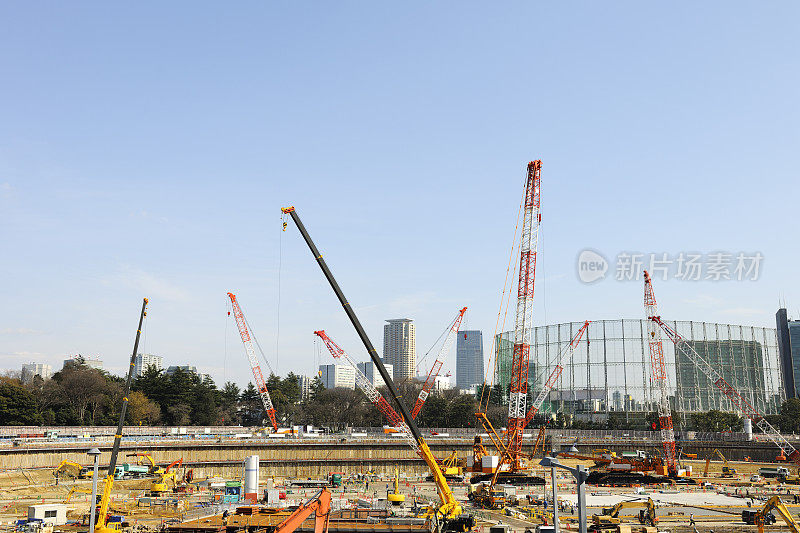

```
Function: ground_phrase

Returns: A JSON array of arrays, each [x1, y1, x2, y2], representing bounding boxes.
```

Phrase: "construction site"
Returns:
[[2, 161, 800, 533]]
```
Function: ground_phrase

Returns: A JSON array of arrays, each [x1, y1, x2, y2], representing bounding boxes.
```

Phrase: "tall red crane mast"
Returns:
[[411, 307, 467, 420], [642, 272, 677, 475], [507, 160, 542, 469], [227, 292, 278, 431], [644, 273, 800, 465]]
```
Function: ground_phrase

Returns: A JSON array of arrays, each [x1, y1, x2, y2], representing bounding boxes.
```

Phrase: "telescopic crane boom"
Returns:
[[282, 206, 472, 532], [227, 292, 278, 431], [412, 307, 467, 420], [95, 298, 148, 533]]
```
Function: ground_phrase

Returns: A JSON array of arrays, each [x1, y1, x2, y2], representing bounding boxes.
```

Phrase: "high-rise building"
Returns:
[[357, 361, 393, 387], [165, 365, 210, 382], [133, 353, 163, 378], [776, 308, 796, 399], [319, 364, 356, 390], [21, 363, 52, 383], [62, 355, 103, 370], [433, 374, 452, 391], [456, 330, 484, 391], [383, 319, 416, 381], [297, 375, 312, 400]]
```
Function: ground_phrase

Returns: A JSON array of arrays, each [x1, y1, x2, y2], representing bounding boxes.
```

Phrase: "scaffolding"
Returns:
[[495, 319, 784, 423]]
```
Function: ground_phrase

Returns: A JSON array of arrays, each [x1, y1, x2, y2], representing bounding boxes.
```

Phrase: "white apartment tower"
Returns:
[[383, 318, 416, 381], [133, 353, 164, 378]]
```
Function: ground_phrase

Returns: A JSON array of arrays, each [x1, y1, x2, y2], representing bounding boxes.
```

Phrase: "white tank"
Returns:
[[744, 418, 753, 441], [244, 455, 259, 496]]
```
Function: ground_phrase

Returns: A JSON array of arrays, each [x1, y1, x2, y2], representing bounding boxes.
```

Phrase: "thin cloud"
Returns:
[[110, 266, 190, 302], [682, 294, 723, 308], [720, 307, 764, 317], [0, 327, 44, 335]]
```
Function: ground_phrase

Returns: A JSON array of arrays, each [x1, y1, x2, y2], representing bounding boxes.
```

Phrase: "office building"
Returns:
[[297, 375, 312, 400], [319, 364, 356, 390], [777, 308, 800, 399], [133, 353, 163, 378], [20, 363, 52, 383], [383, 319, 416, 381], [433, 374, 452, 391], [456, 330, 484, 391], [357, 361, 393, 388]]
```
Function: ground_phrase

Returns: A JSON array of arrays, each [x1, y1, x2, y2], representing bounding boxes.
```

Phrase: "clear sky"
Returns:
[[1, 2, 798, 387]]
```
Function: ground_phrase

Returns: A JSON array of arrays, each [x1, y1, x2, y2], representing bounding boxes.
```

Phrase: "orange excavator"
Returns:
[[273, 488, 331, 533]]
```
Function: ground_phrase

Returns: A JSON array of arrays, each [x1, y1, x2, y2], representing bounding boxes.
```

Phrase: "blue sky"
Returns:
[[1, 2, 798, 386]]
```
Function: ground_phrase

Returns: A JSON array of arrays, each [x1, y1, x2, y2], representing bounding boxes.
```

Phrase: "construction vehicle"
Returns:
[[743, 495, 800, 533], [126, 453, 164, 475], [94, 298, 148, 533], [467, 482, 505, 510], [54, 460, 84, 481], [593, 498, 657, 528], [282, 206, 473, 532], [388, 468, 405, 506], [227, 292, 278, 432], [272, 488, 331, 533], [702, 449, 737, 477], [151, 458, 183, 493], [645, 271, 800, 467], [64, 487, 94, 503]]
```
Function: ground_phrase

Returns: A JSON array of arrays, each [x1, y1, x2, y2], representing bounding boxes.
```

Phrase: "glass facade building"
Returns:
[[456, 330, 484, 391], [495, 319, 784, 420]]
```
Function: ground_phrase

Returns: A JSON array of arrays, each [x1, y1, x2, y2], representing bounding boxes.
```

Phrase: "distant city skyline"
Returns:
[[1, 3, 797, 388]]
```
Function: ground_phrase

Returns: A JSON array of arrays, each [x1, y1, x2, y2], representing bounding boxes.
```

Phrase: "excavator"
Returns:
[[94, 298, 149, 533], [702, 449, 737, 477], [150, 459, 183, 493], [272, 488, 331, 533], [54, 460, 84, 481], [742, 496, 800, 533], [126, 453, 164, 476], [65, 487, 94, 503], [592, 498, 657, 529], [282, 206, 474, 532]]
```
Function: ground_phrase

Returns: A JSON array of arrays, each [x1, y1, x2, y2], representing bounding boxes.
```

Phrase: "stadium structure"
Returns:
[[495, 319, 784, 423]]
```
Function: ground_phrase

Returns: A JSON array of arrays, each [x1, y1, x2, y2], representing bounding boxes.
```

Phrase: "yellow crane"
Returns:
[[282, 206, 472, 532], [94, 298, 148, 533]]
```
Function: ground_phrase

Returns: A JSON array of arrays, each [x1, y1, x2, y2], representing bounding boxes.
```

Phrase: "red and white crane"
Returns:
[[506, 160, 542, 470], [313, 330, 418, 452], [644, 271, 800, 465], [227, 292, 278, 431], [411, 307, 468, 420], [523, 320, 590, 428], [642, 272, 677, 475]]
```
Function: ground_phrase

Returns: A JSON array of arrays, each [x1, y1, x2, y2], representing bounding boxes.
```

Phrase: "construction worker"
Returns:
[[689, 514, 696, 526]]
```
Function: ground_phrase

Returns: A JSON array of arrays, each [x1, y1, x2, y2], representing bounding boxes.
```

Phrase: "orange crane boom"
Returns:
[[273, 488, 331, 533]]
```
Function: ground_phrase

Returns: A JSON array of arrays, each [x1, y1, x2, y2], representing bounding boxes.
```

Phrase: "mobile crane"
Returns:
[[282, 206, 473, 532], [95, 298, 148, 533]]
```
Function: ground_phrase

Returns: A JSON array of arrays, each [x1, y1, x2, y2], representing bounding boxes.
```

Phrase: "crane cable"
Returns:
[[479, 183, 525, 413], [275, 212, 284, 374]]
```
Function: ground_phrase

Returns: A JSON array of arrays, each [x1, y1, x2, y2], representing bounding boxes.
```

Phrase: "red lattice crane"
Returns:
[[644, 272, 800, 466], [642, 272, 677, 475], [227, 292, 278, 431], [411, 307, 467, 420], [506, 160, 542, 470], [314, 330, 417, 452]]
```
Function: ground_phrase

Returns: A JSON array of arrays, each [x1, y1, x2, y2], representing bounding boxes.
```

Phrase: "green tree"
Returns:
[[0, 378, 41, 425], [219, 382, 241, 425]]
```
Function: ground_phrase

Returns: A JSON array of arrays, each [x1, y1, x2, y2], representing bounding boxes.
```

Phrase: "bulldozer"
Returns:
[[467, 482, 505, 510]]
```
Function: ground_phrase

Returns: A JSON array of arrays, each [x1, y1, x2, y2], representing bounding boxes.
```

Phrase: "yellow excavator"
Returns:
[[126, 453, 164, 476], [593, 498, 657, 528], [150, 459, 183, 493], [742, 496, 800, 533], [703, 449, 737, 477], [282, 206, 473, 532], [388, 467, 405, 506], [64, 487, 94, 503], [54, 460, 84, 481], [94, 298, 148, 533]]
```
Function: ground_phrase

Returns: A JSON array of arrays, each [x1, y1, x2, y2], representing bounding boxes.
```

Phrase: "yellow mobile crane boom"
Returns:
[[281, 206, 472, 532], [95, 298, 148, 533]]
